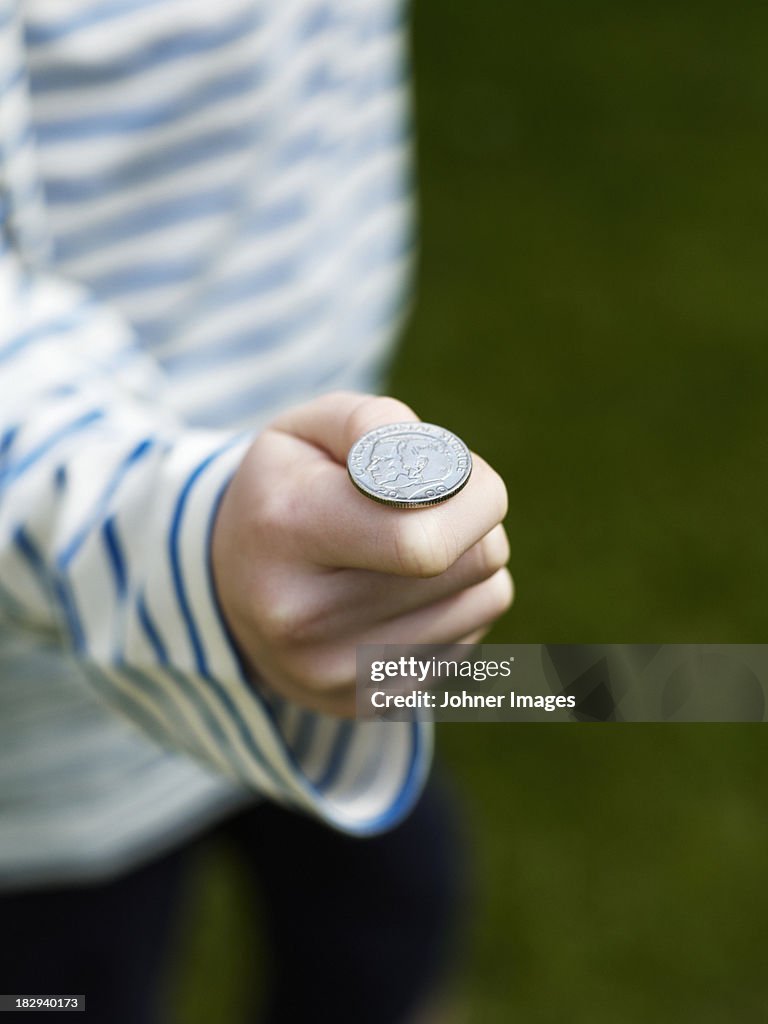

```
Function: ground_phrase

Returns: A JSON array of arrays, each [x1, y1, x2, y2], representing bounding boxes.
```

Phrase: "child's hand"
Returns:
[[212, 392, 512, 716]]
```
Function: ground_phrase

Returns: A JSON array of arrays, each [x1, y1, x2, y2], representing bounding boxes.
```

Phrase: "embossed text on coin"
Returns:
[[347, 422, 472, 508]]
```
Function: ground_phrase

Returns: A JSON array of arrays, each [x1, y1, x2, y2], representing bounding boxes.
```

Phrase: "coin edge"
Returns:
[[345, 453, 473, 509]]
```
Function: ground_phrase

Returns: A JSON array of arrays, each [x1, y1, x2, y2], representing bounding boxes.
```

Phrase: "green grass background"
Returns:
[[172, 2, 768, 1020]]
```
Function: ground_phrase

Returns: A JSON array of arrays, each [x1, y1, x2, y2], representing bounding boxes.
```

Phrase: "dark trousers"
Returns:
[[0, 776, 467, 1024]]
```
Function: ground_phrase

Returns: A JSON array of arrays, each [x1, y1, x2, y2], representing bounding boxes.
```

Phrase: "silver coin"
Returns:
[[347, 422, 473, 508]]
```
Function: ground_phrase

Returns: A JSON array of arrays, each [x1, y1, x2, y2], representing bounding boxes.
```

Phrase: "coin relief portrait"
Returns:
[[347, 423, 473, 507]]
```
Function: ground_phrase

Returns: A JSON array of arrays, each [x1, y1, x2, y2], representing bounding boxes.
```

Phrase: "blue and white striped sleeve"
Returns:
[[0, 7, 429, 836]]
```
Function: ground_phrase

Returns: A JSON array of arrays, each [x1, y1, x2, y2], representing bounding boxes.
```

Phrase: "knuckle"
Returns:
[[245, 434, 305, 538], [258, 591, 311, 644], [489, 468, 509, 523], [479, 527, 510, 577], [252, 482, 291, 537], [474, 458, 509, 523], [392, 516, 453, 578], [489, 568, 514, 616], [259, 599, 298, 644], [288, 603, 328, 645]]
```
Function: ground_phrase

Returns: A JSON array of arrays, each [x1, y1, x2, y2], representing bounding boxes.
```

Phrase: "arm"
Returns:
[[1, 14, 401, 824], [1, 9, 511, 834]]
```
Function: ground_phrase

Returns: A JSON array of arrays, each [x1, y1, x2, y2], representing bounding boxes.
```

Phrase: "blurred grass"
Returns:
[[173, 2, 768, 1021]]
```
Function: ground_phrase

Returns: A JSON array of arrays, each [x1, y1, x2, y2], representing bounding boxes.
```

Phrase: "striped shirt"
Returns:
[[0, 0, 429, 888]]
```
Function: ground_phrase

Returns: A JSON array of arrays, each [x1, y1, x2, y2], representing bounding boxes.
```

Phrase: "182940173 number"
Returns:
[[0, 996, 84, 1012]]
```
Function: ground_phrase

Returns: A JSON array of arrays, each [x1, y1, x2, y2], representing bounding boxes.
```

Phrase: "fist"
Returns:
[[211, 392, 513, 716]]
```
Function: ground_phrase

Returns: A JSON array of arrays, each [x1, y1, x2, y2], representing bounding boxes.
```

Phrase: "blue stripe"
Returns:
[[30, 6, 263, 91], [0, 303, 93, 365], [251, 688, 427, 835], [241, 193, 308, 234], [128, 316, 173, 347], [0, 410, 105, 490], [199, 447, 425, 826], [58, 438, 155, 569], [118, 588, 259, 782], [24, 0, 166, 47], [111, 663, 209, 763], [299, 721, 426, 837], [44, 125, 260, 205], [111, 259, 300, 348], [64, 203, 309, 299], [359, 23, 403, 49], [136, 591, 169, 665], [167, 438, 286, 788], [85, 259, 219, 297], [67, 157, 402, 302], [290, 712, 317, 764], [14, 527, 85, 652], [353, 222, 413, 273], [357, 5, 404, 38], [299, 5, 338, 39], [136, 595, 267, 784], [350, 169, 408, 218], [93, 174, 405, 311], [0, 64, 23, 97], [271, 116, 400, 169], [158, 663, 254, 779], [35, 64, 265, 143], [0, 426, 20, 462], [359, 722, 424, 834], [301, 64, 347, 100], [355, 117, 407, 161], [102, 516, 128, 663], [55, 185, 245, 262], [57, 188, 304, 266], [355, 60, 402, 102], [275, 128, 322, 168], [102, 517, 128, 601], [84, 666, 194, 765], [161, 304, 320, 374], [313, 722, 353, 792], [191, 367, 329, 427], [188, 298, 402, 425], [48, 346, 148, 396], [168, 443, 241, 677], [48, 384, 77, 400], [185, 258, 298, 312]]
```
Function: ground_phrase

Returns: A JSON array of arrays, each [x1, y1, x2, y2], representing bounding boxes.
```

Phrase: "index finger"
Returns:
[[273, 390, 508, 576], [297, 452, 508, 577], [269, 391, 421, 465]]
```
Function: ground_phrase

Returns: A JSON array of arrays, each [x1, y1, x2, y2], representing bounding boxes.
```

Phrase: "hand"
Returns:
[[211, 392, 513, 716]]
